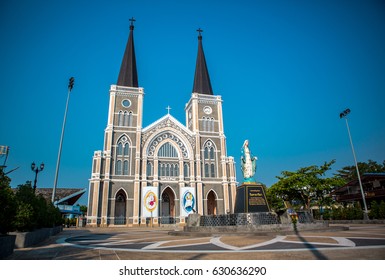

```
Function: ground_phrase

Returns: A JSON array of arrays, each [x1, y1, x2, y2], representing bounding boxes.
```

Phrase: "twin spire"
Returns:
[[117, 19, 213, 95], [117, 18, 138, 87]]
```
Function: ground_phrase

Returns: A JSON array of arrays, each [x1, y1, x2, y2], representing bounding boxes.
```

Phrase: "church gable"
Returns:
[[141, 115, 195, 152]]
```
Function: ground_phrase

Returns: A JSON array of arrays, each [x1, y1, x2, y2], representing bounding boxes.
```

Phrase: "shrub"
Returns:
[[0, 170, 17, 234], [14, 202, 35, 231], [379, 201, 385, 219], [369, 201, 380, 219], [14, 182, 63, 231]]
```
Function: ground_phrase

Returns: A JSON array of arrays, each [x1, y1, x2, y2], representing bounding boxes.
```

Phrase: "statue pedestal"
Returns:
[[234, 182, 270, 213]]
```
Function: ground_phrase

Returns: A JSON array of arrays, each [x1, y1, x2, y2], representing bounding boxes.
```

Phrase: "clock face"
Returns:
[[122, 99, 131, 108], [203, 106, 212, 114]]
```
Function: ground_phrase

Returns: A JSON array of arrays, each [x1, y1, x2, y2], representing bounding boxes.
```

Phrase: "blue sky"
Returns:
[[1, 0, 384, 206]]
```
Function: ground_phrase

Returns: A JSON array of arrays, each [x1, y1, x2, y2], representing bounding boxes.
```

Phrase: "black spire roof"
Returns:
[[192, 29, 213, 95], [117, 18, 138, 87]]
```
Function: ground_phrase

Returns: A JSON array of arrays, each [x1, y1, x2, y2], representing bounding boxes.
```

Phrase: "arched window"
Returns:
[[158, 162, 179, 177], [184, 163, 189, 178], [202, 140, 216, 178], [128, 112, 133, 127], [211, 163, 215, 177], [210, 118, 215, 132], [123, 111, 128, 126], [210, 147, 214, 159], [147, 162, 153, 177], [118, 111, 123, 126], [158, 142, 178, 158], [123, 160, 129, 175], [115, 136, 131, 176], [202, 117, 207, 131], [124, 143, 129, 155], [117, 142, 123, 155], [116, 160, 122, 175], [205, 163, 210, 178], [204, 147, 209, 159]]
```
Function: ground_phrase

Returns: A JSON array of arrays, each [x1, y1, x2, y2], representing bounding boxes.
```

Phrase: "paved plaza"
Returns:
[[5, 223, 385, 260]]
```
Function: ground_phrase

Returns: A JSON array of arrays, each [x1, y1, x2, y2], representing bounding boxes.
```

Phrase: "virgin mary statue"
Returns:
[[241, 140, 257, 182]]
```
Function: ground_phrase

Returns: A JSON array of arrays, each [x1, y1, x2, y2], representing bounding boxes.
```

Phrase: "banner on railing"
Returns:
[[142, 186, 159, 217], [180, 187, 196, 217]]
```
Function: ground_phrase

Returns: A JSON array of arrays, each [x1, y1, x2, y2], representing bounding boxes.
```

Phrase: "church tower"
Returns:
[[88, 19, 144, 226], [185, 29, 237, 215]]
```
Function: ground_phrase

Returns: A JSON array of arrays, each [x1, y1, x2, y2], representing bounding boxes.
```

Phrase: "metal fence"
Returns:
[[296, 211, 314, 223], [159, 216, 177, 225], [200, 213, 280, 227]]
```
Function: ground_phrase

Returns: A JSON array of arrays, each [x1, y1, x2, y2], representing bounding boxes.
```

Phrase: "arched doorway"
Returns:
[[161, 187, 175, 224], [114, 190, 126, 225], [207, 190, 217, 215]]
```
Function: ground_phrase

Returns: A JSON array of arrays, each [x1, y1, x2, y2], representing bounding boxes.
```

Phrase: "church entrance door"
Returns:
[[207, 190, 217, 215], [114, 191, 126, 225], [161, 187, 175, 224]]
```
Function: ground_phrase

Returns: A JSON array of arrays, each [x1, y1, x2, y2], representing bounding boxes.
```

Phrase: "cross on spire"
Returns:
[[197, 28, 203, 36], [129, 17, 136, 26], [166, 106, 172, 115]]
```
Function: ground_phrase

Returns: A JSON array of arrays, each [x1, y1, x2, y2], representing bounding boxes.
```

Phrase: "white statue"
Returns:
[[241, 140, 257, 182]]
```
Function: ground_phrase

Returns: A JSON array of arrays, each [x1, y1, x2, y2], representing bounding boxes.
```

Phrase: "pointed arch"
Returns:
[[161, 186, 176, 222], [143, 126, 193, 160], [157, 141, 179, 158], [206, 190, 217, 215], [202, 139, 217, 178], [115, 135, 132, 176], [114, 189, 127, 225], [118, 111, 124, 126], [146, 161, 153, 177], [183, 162, 189, 178], [114, 187, 128, 199], [123, 111, 129, 126]]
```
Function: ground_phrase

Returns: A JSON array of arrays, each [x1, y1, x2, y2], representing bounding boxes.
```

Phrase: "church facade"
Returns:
[[87, 21, 237, 227]]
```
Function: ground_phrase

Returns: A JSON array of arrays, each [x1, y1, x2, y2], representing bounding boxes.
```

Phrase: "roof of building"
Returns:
[[192, 29, 213, 95], [117, 18, 138, 87], [35, 188, 86, 205], [332, 173, 385, 194]]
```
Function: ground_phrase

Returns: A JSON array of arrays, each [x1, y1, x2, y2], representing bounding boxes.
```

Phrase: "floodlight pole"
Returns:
[[52, 77, 74, 203], [340, 108, 368, 220]]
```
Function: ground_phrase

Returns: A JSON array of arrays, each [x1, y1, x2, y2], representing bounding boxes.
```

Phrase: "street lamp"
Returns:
[[52, 77, 74, 203], [31, 162, 44, 193], [339, 108, 369, 220]]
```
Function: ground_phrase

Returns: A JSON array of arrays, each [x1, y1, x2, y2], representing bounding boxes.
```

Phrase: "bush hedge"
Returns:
[[0, 170, 63, 234]]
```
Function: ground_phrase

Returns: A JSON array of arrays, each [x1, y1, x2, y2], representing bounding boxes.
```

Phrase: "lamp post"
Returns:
[[31, 162, 44, 193], [52, 77, 74, 203], [339, 108, 369, 220]]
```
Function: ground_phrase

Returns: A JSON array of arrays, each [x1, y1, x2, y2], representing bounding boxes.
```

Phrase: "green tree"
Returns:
[[14, 182, 37, 231], [0, 169, 17, 234], [14, 182, 63, 231], [335, 160, 385, 182], [268, 160, 344, 210], [79, 204, 87, 215]]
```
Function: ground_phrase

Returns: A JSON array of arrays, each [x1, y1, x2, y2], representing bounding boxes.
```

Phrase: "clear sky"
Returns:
[[1, 0, 384, 206]]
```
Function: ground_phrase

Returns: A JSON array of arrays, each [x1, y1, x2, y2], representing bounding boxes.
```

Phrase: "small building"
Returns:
[[35, 188, 87, 218], [332, 173, 385, 206]]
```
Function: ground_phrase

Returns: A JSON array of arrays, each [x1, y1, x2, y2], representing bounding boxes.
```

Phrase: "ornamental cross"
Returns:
[[197, 28, 203, 36], [129, 17, 136, 26], [166, 106, 172, 114]]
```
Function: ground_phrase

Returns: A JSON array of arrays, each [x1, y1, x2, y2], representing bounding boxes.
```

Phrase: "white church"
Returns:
[[87, 20, 237, 227]]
